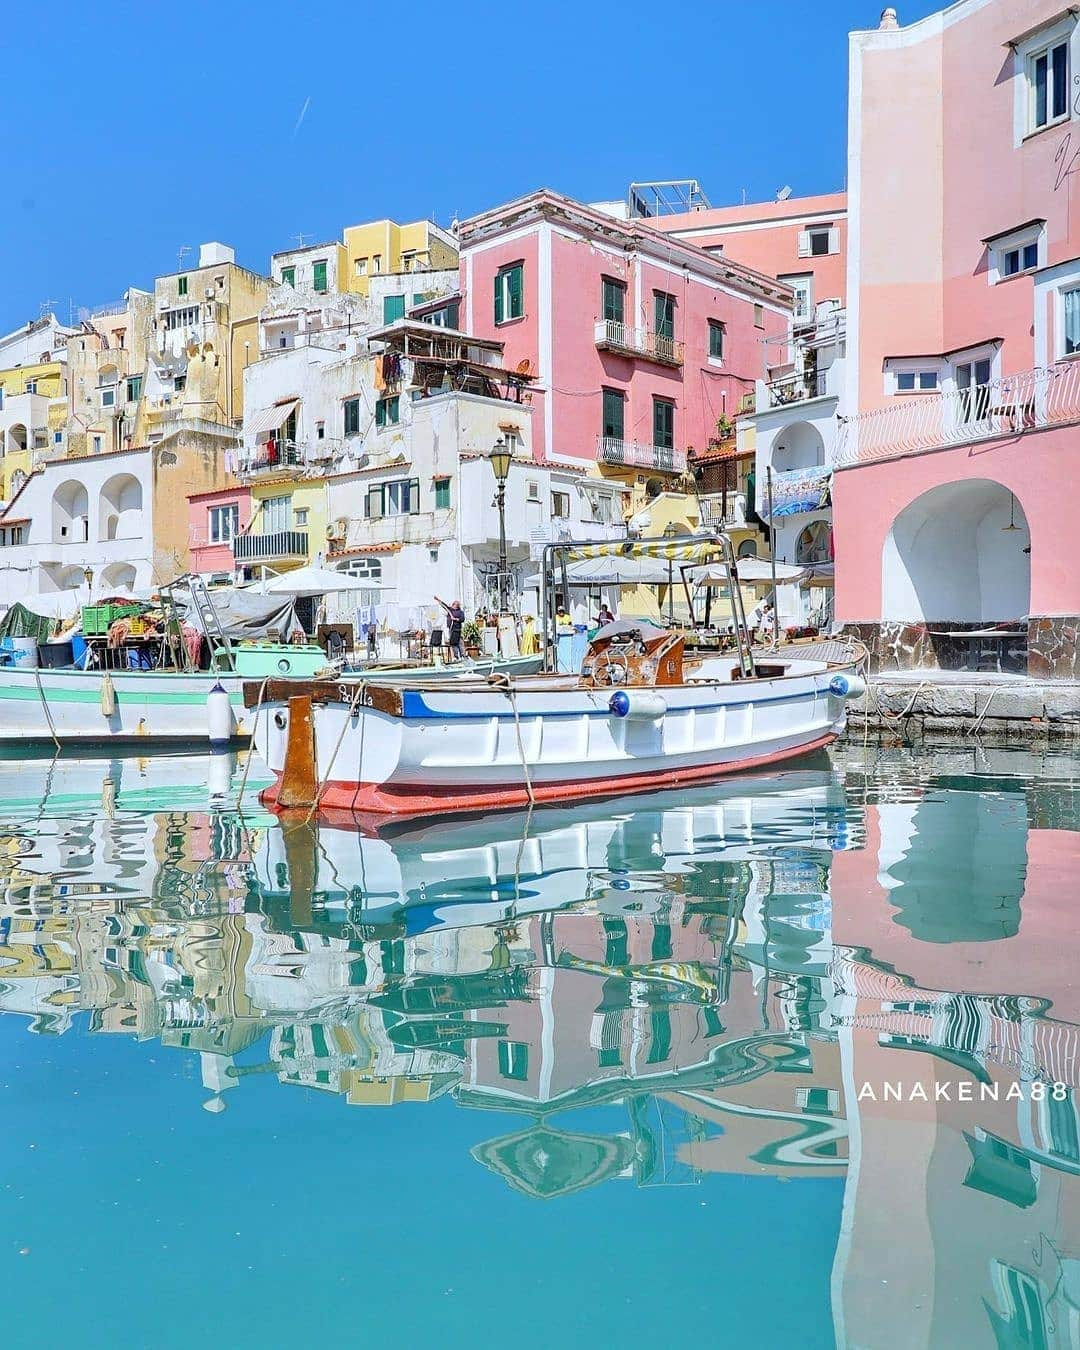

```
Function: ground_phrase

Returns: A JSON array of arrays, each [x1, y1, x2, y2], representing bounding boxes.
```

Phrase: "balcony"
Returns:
[[596, 435, 686, 475], [593, 319, 684, 368], [835, 362, 1080, 467], [698, 492, 747, 529], [763, 370, 830, 409], [233, 530, 309, 563]]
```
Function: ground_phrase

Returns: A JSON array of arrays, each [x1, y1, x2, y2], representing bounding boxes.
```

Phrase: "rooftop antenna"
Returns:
[[292, 232, 313, 248], [39, 298, 57, 319], [775, 185, 793, 201], [177, 245, 193, 272]]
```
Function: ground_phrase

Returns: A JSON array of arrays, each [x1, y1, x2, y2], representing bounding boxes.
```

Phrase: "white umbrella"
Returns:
[[523, 554, 674, 587], [256, 565, 383, 598]]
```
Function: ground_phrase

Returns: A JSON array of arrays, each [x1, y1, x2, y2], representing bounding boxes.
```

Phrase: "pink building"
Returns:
[[654, 191, 848, 325], [457, 190, 791, 501], [188, 485, 251, 577], [835, 0, 1080, 676]]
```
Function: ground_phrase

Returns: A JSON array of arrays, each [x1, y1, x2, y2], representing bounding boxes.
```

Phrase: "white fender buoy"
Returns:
[[207, 751, 235, 799], [828, 672, 866, 700], [208, 681, 234, 745], [608, 690, 668, 721], [100, 674, 116, 717]]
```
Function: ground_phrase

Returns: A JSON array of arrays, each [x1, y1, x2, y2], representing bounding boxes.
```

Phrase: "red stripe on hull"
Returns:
[[261, 732, 838, 822]]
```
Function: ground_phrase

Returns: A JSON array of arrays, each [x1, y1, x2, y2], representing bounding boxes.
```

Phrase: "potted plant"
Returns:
[[462, 620, 482, 657]]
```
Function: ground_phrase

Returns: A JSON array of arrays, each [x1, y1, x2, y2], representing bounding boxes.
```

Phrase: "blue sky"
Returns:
[[1, 0, 941, 334]]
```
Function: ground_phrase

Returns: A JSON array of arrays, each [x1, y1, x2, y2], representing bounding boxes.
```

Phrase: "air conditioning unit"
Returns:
[[205, 287, 215, 299]]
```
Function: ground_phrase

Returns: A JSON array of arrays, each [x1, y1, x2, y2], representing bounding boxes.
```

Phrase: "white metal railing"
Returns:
[[835, 362, 1080, 466], [593, 319, 685, 366], [763, 369, 830, 409], [698, 492, 746, 527], [596, 435, 686, 474]]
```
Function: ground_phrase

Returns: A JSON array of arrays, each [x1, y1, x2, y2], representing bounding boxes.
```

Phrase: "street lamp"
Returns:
[[663, 522, 679, 625], [488, 437, 512, 613], [83, 565, 94, 598]]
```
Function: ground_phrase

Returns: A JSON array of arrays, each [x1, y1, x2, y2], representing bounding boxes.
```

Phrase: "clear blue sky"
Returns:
[[1, 0, 941, 333]]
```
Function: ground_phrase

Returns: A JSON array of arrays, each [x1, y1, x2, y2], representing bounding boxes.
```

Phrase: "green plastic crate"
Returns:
[[82, 603, 142, 637]]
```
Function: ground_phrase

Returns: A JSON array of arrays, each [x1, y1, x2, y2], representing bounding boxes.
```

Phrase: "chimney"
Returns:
[[879, 7, 898, 28]]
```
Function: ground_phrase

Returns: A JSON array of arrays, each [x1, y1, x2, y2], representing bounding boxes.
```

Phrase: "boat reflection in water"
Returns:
[[1, 748, 1079, 1347]]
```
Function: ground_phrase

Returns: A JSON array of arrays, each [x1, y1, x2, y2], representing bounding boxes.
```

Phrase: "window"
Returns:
[[551, 490, 570, 519], [315, 421, 325, 441], [495, 262, 524, 323], [92, 435, 102, 454], [434, 476, 451, 509], [653, 396, 675, 449], [601, 387, 625, 440], [280, 266, 295, 287], [101, 387, 116, 408], [208, 504, 239, 543], [1064, 286, 1080, 355], [354, 257, 368, 277], [126, 375, 142, 403], [164, 306, 199, 331], [424, 299, 460, 328], [601, 276, 625, 325], [178, 275, 188, 297], [654, 291, 675, 341], [955, 356, 993, 422], [53, 430, 63, 445], [895, 370, 939, 392], [1029, 39, 1069, 133], [366, 478, 420, 517], [753, 304, 764, 329], [371, 255, 382, 273], [294, 507, 309, 527], [25, 379, 37, 394], [174, 373, 186, 392], [779, 272, 814, 322], [799, 225, 839, 257], [343, 397, 361, 437], [708, 319, 725, 360], [262, 495, 291, 533], [497, 1040, 529, 1082], [990, 224, 1044, 283], [383, 294, 406, 324], [340, 556, 382, 581], [1004, 242, 1039, 276], [375, 395, 400, 429], [312, 260, 328, 293]]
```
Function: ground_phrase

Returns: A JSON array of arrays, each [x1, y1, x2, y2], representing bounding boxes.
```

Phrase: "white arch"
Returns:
[[771, 421, 824, 473], [52, 479, 89, 544], [99, 473, 143, 541], [100, 562, 138, 593], [882, 479, 1030, 623]]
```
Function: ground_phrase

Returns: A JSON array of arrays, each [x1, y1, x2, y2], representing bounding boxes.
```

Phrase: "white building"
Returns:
[[743, 301, 846, 629]]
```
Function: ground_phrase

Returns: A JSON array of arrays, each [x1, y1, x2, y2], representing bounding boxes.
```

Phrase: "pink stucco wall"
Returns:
[[654, 193, 847, 306], [832, 427, 1080, 623], [852, 0, 1080, 411], [461, 193, 786, 466], [188, 485, 251, 573]]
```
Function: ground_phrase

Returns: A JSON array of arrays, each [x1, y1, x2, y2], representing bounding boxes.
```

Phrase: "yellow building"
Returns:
[[0, 358, 68, 500], [242, 474, 329, 576], [342, 219, 458, 298]]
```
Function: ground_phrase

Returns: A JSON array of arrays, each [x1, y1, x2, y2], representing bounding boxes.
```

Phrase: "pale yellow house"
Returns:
[[342, 219, 458, 298]]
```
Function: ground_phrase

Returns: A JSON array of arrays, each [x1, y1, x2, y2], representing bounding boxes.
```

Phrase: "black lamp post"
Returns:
[[488, 437, 512, 613]]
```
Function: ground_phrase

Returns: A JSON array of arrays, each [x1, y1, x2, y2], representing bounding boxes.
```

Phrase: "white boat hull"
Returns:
[[252, 660, 855, 816]]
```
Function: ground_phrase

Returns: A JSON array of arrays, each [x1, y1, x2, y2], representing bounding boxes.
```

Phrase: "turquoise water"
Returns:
[[1, 746, 1078, 1349]]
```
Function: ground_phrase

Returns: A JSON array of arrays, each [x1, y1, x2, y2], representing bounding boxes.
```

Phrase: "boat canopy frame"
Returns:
[[539, 531, 757, 677]]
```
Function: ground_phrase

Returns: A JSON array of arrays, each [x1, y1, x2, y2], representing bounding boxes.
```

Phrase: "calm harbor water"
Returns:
[[1, 745, 1078, 1349]]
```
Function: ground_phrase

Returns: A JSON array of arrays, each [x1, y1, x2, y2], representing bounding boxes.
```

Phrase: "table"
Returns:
[[930, 629, 1028, 673]]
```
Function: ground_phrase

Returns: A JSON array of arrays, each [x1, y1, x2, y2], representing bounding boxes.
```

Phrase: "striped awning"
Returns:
[[246, 399, 298, 436]]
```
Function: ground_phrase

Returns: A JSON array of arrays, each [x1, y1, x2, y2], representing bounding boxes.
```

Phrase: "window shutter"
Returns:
[[409, 478, 420, 513], [494, 272, 504, 324], [509, 264, 523, 316], [383, 294, 405, 324], [827, 227, 840, 255], [797, 230, 812, 258]]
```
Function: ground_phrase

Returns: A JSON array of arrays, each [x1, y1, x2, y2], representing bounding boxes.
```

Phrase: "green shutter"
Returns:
[[494, 271, 504, 324], [434, 477, 451, 509], [509, 264, 523, 317], [383, 294, 405, 323], [375, 399, 386, 429], [313, 261, 327, 292], [602, 389, 624, 440], [281, 267, 295, 287], [344, 398, 359, 437], [447, 300, 460, 328], [655, 292, 674, 340], [178, 276, 188, 296]]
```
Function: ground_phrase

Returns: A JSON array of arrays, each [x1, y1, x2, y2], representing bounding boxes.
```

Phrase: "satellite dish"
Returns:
[[776, 185, 793, 201]]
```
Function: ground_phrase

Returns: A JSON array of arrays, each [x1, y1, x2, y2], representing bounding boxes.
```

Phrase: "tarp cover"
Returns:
[[0, 602, 56, 644], [180, 590, 300, 639]]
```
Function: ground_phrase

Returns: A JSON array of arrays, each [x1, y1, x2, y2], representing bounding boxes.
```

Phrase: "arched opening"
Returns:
[[52, 479, 89, 544], [771, 421, 824, 473], [99, 473, 143, 541], [882, 479, 1030, 624], [796, 520, 831, 565], [7, 423, 28, 455], [737, 538, 758, 559], [100, 562, 137, 594]]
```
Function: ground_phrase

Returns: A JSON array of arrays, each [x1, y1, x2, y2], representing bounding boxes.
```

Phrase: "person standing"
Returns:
[[436, 596, 466, 660]]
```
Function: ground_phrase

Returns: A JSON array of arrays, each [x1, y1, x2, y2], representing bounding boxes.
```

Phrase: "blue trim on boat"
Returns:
[[399, 686, 829, 722]]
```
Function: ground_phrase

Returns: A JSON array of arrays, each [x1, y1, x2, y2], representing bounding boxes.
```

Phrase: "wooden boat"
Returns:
[[247, 624, 866, 817]]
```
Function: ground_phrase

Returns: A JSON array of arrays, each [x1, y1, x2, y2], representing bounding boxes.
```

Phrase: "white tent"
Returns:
[[255, 565, 383, 598], [522, 554, 675, 587], [694, 559, 809, 587]]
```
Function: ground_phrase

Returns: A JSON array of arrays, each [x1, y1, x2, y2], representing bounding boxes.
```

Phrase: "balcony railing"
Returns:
[[596, 435, 686, 474], [835, 362, 1080, 467], [593, 319, 685, 367], [764, 370, 829, 409], [698, 492, 747, 528], [233, 530, 309, 562]]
